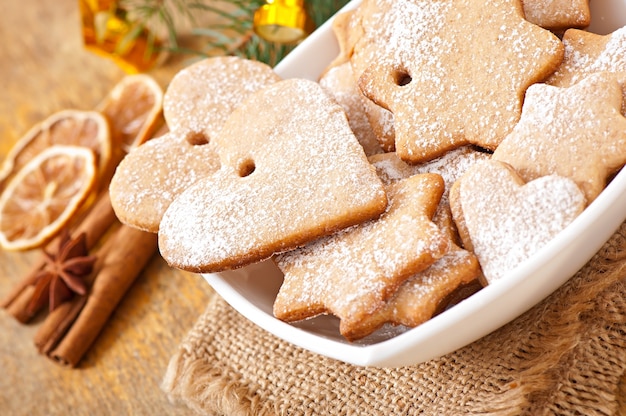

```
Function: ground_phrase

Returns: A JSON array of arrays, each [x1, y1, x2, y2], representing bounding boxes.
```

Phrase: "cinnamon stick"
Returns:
[[1, 191, 118, 320], [33, 295, 87, 354], [41, 224, 157, 367], [4, 285, 36, 323]]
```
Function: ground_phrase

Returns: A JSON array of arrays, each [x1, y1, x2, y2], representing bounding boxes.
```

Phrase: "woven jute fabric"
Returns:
[[162, 221, 626, 415]]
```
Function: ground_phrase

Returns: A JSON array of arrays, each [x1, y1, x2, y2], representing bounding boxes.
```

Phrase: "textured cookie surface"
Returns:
[[493, 73, 626, 204], [164, 56, 281, 145], [345, 244, 481, 341], [273, 173, 449, 339], [451, 160, 585, 283], [370, 147, 490, 246], [319, 62, 383, 156], [522, 0, 590, 31], [369, 147, 490, 191], [356, 0, 563, 163], [547, 27, 626, 114], [110, 133, 220, 232], [158, 78, 388, 273], [324, 10, 362, 72], [109, 56, 280, 232], [340, 2, 396, 152]]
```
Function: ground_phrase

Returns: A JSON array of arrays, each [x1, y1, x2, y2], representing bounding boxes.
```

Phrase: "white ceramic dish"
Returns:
[[203, 0, 626, 367]]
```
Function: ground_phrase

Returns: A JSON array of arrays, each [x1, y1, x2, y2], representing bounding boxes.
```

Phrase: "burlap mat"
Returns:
[[162, 221, 626, 415]]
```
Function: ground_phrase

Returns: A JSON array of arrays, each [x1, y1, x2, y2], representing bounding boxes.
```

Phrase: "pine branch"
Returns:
[[119, 0, 350, 67]]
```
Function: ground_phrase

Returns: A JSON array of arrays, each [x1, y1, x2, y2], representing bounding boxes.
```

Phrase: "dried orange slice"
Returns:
[[0, 145, 97, 250], [96, 74, 164, 155], [0, 110, 110, 191]]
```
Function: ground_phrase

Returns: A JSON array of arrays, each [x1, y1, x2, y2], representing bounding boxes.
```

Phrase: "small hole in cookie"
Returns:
[[186, 131, 210, 145], [237, 158, 256, 177], [394, 69, 412, 87]]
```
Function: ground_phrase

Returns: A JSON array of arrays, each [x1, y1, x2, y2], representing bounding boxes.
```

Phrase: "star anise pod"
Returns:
[[26, 230, 97, 315]]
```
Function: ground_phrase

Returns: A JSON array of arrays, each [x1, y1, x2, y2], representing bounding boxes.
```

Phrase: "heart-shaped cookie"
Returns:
[[450, 160, 585, 284], [164, 56, 281, 145], [158, 78, 388, 273], [493, 73, 626, 204], [109, 57, 280, 232], [109, 132, 220, 232]]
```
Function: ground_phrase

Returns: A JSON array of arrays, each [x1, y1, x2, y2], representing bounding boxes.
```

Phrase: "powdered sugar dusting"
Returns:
[[387, 247, 478, 318], [493, 73, 626, 203], [319, 63, 384, 156], [548, 27, 626, 98], [547, 27, 626, 105], [273, 174, 449, 329], [163, 57, 280, 142], [370, 147, 490, 190], [158, 79, 387, 272], [356, 0, 562, 161], [523, 0, 590, 28], [459, 160, 585, 283], [368, 147, 491, 237], [109, 133, 221, 232]]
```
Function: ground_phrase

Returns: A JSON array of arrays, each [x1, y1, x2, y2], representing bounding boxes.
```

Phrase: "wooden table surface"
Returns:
[[0, 1, 213, 414]]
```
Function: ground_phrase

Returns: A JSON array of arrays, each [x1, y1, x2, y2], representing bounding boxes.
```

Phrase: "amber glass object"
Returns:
[[253, 0, 311, 44], [79, 0, 162, 73]]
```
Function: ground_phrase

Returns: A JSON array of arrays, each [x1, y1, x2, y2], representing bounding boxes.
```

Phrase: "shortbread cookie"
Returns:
[[546, 26, 626, 114], [158, 78, 388, 273], [493, 72, 626, 204], [164, 56, 281, 145], [369, 147, 490, 190], [450, 160, 585, 284], [337, 2, 396, 152], [273, 174, 449, 339], [356, 0, 563, 163], [319, 62, 383, 156], [325, 10, 363, 72], [521, 0, 590, 32], [109, 132, 220, 232], [361, 98, 395, 152], [336, 149, 486, 340], [344, 244, 481, 341], [370, 147, 490, 245], [323, 5, 396, 152], [109, 56, 280, 232]]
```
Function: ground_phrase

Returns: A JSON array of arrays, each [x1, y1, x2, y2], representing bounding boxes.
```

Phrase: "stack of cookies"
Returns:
[[109, 0, 626, 341]]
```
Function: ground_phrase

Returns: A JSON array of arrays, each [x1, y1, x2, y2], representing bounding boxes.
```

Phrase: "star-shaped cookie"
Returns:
[[356, 0, 563, 163], [546, 26, 626, 113], [273, 173, 449, 339], [344, 244, 481, 341], [493, 72, 626, 203], [323, 9, 362, 73]]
